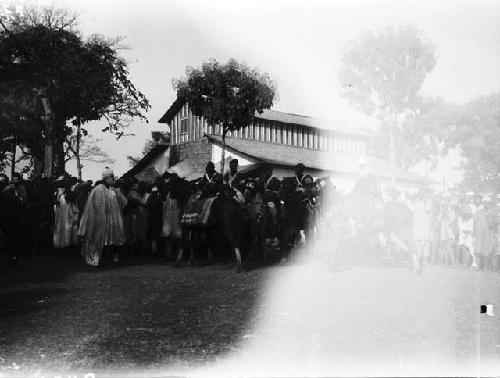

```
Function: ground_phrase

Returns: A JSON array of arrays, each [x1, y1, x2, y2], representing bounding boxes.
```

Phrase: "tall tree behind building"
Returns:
[[444, 93, 500, 193], [339, 25, 436, 183]]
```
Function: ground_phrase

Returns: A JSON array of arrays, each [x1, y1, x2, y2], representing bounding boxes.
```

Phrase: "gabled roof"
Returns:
[[123, 144, 169, 178], [158, 97, 372, 136], [206, 135, 429, 184], [158, 97, 184, 124]]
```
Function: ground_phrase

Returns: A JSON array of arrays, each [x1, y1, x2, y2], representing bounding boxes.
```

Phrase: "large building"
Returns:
[[126, 97, 429, 191]]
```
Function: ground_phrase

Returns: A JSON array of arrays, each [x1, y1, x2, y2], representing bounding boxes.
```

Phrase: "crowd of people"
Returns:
[[1, 160, 500, 274], [0, 160, 331, 271], [406, 189, 500, 272], [327, 180, 500, 274]]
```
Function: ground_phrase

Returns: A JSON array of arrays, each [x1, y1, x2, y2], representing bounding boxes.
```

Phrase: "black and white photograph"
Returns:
[[0, 0, 499, 376]]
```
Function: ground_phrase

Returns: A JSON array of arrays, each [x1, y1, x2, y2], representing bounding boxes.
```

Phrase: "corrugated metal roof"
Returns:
[[206, 135, 429, 183]]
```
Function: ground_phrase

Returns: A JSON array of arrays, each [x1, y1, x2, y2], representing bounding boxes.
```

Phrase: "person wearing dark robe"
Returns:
[[223, 159, 241, 187], [135, 181, 150, 254], [162, 173, 186, 261], [123, 177, 146, 254], [147, 178, 164, 256], [256, 165, 281, 247], [199, 161, 222, 196], [292, 163, 308, 242]]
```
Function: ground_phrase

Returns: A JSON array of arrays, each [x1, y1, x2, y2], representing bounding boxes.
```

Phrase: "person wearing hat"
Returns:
[[78, 167, 125, 266], [200, 161, 222, 186], [223, 159, 241, 187]]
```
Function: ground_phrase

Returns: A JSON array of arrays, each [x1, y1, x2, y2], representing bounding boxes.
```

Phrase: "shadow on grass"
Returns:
[[0, 287, 68, 320], [71, 264, 269, 370], [0, 249, 275, 371]]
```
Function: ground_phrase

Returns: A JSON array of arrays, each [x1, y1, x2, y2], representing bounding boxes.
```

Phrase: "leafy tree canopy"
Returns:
[[372, 97, 458, 169], [339, 25, 436, 119], [0, 23, 150, 134], [0, 6, 150, 175], [174, 59, 276, 133], [445, 93, 500, 193]]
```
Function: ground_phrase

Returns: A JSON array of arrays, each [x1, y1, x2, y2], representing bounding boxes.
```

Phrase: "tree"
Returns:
[[0, 5, 150, 177], [443, 93, 500, 193], [339, 25, 436, 183], [174, 59, 276, 175], [371, 97, 458, 170], [64, 132, 115, 180], [0, 80, 43, 174]]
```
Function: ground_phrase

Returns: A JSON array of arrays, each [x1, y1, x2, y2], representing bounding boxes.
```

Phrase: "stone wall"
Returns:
[[170, 139, 212, 173]]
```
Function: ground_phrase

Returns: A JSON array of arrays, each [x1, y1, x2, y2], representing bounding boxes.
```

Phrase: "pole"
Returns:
[[76, 122, 82, 180], [39, 89, 54, 178]]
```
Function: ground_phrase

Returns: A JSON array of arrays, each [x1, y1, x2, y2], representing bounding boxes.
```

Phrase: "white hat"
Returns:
[[465, 191, 474, 196], [102, 167, 114, 179]]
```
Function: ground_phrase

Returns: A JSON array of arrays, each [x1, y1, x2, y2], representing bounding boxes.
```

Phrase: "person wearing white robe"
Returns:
[[53, 178, 79, 249], [78, 168, 125, 266]]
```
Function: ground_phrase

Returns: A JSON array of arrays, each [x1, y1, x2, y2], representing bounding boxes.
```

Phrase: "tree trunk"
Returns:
[[76, 122, 82, 180], [32, 155, 44, 178], [40, 93, 54, 179], [54, 117, 66, 177], [221, 127, 227, 176]]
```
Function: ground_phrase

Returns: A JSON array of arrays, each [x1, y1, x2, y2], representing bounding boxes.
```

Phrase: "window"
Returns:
[[180, 117, 189, 143]]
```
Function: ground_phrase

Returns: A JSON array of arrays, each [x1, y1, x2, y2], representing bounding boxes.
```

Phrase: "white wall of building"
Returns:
[[211, 144, 257, 168]]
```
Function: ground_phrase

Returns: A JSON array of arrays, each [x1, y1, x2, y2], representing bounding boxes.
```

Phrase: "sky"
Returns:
[[9, 0, 500, 182]]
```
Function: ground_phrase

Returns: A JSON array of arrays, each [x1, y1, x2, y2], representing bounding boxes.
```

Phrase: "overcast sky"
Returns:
[[21, 0, 500, 180]]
